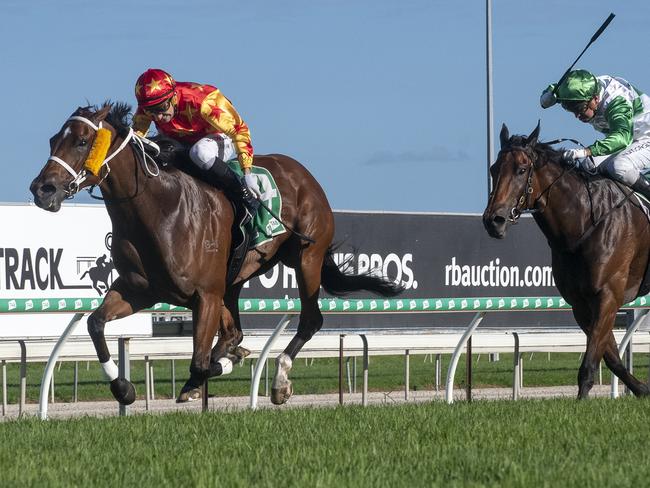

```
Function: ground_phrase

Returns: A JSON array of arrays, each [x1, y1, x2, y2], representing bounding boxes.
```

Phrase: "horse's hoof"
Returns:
[[110, 377, 136, 405], [271, 382, 293, 405], [176, 384, 201, 403], [231, 346, 251, 361]]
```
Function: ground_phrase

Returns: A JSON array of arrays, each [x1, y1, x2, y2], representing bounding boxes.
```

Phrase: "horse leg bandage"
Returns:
[[100, 358, 119, 381], [217, 357, 233, 375]]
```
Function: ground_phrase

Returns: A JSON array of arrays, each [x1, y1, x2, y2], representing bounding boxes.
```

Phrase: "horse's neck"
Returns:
[[99, 142, 180, 224], [532, 163, 594, 249]]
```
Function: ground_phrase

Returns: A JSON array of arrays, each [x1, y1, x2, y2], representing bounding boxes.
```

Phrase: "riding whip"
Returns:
[[255, 197, 316, 244], [552, 13, 615, 95]]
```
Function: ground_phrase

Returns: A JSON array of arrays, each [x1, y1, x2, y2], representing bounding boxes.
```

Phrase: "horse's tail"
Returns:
[[320, 247, 405, 297], [79, 269, 90, 280]]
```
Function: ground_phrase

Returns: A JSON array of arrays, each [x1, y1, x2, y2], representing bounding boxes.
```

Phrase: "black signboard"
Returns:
[[239, 211, 577, 329]]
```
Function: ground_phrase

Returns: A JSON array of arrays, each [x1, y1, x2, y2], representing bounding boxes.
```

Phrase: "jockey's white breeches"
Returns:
[[590, 138, 650, 185], [188, 134, 237, 170]]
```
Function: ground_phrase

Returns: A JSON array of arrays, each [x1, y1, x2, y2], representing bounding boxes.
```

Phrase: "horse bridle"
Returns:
[[494, 145, 539, 223], [495, 138, 590, 223], [48, 115, 134, 197]]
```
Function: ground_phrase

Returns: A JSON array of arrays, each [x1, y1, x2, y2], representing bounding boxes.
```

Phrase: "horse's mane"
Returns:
[[78, 102, 194, 171], [75, 101, 132, 139], [507, 135, 565, 166], [105, 101, 131, 138], [508, 134, 608, 184]]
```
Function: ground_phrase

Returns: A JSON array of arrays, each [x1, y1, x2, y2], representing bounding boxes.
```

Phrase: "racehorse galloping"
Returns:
[[483, 122, 650, 399], [30, 103, 403, 405]]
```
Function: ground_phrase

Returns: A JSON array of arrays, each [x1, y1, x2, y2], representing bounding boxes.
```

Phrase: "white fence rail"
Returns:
[[2, 297, 650, 419]]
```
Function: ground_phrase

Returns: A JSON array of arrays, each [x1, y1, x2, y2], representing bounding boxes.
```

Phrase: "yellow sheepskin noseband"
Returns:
[[84, 128, 112, 176]]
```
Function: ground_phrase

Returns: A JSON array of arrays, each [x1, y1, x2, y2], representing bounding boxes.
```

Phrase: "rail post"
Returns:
[[360, 334, 368, 407], [19, 340, 26, 417], [1, 359, 6, 416], [405, 349, 410, 400], [38, 312, 85, 420], [466, 338, 472, 402], [145, 355, 150, 411], [513, 332, 521, 400], [446, 312, 486, 404], [249, 314, 294, 409], [339, 334, 345, 405], [118, 337, 131, 417], [202, 381, 208, 412]]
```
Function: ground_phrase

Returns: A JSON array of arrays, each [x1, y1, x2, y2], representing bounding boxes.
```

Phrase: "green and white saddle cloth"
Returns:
[[227, 160, 286, 247]]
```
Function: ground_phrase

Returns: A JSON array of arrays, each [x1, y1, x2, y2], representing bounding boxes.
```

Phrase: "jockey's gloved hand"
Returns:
[[244, 173, 262, 199], [579, 157, 597, 172], [562, 148, 589, 163], [540, 88, 557, 109]]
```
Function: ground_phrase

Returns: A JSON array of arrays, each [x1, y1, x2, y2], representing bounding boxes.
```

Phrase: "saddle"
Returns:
[[147, 136, 284, 284]]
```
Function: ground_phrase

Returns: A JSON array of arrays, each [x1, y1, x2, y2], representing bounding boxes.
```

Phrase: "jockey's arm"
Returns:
[[588, 96, 634, 157], [199, 90, 254, 173], [131, 110, 152, 138], [540, 84, 558, 109]]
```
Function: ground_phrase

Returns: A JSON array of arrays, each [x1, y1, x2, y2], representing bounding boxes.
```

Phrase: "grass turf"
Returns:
[[1, 397, 649, 487]]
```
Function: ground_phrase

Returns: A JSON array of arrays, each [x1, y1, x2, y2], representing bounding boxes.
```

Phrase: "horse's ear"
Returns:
[[526, 120, 541, 147], [94, 104, 111, 123], [499, 123, 510, 148]]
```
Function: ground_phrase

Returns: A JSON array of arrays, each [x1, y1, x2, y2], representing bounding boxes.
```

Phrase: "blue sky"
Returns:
[[1, 0, 644, 213]]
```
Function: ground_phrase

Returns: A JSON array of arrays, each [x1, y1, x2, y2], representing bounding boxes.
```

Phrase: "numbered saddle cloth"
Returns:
[[227, 161, 287, 247]]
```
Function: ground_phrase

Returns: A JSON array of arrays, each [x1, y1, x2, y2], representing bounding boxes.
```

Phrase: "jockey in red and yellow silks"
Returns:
[[133, 68, 260, 219]]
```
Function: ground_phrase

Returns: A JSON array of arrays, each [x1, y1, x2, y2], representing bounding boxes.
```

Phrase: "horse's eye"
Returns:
[[517, 167, 527, 175], [79, 139, 88, 147]]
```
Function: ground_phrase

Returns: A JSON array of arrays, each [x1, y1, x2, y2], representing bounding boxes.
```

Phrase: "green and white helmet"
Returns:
[[556, 70, 599, 101]]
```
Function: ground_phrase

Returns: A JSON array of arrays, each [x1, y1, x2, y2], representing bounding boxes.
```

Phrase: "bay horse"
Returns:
[[483, 121, 650, 399], [30, 103, 402, 405]]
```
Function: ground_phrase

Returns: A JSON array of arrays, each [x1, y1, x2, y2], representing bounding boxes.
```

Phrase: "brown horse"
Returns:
[[30, 103, 402, 405], [483, 121, 650, 399]]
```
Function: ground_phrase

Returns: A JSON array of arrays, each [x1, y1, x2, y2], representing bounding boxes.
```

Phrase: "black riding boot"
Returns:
[[203, 161, 260, 223], [631, 175, 650, 201]]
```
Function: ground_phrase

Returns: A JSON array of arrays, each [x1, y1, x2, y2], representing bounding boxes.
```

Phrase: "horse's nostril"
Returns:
[[493, 215, 506, 225], [39, 184, 56, 196]]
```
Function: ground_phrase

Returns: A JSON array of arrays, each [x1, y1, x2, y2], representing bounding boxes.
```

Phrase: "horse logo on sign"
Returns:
[[78, 232, 115, 295], [80, 254, 114, 295]]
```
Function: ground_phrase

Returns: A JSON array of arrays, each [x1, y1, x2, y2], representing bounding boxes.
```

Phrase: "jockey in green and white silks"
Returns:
[[540, 69, 650, 199]]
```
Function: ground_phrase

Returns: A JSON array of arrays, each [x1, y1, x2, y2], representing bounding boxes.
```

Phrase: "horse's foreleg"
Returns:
[[272, 248, 325, 405], [209, 285, 248, 378], [87, 285, 154, 405], [602, 332, 650, 397], [177, 292, 223, 403]]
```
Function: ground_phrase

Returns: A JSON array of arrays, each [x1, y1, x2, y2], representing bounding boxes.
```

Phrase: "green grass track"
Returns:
[[2, 397, 650, 487]]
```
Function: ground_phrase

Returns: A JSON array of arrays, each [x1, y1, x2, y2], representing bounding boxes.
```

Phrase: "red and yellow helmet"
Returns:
[[135, 68, 176, 107]]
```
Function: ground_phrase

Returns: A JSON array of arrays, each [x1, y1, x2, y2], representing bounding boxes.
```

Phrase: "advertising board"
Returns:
[[0, 204, 575, 333]]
